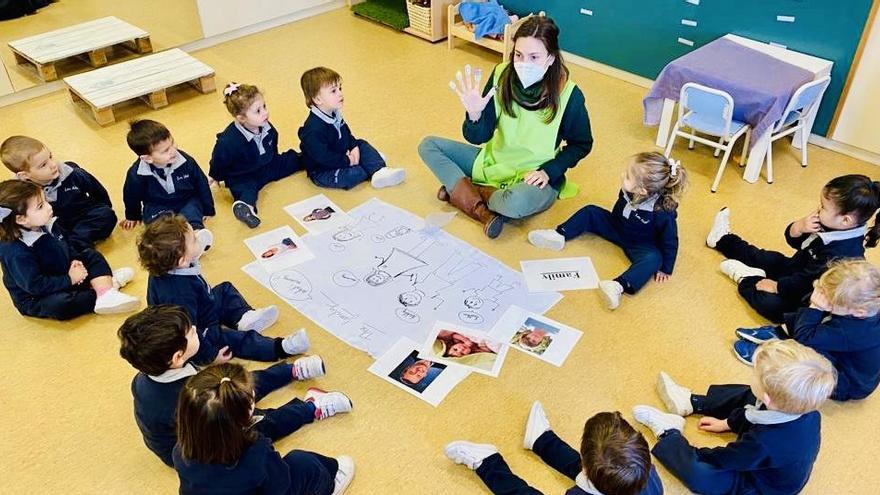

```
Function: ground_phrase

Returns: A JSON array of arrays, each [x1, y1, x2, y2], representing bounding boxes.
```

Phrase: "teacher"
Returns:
[[418, 16, 593, 239]]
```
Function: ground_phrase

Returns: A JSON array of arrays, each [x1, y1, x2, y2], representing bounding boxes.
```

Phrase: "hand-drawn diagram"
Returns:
[[245, 199, 561, 357]]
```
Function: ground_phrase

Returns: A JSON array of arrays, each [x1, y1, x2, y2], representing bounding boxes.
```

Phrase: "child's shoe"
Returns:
[[444, 441, 498, 470], [237, 305, 279, 333], [523, 400, 551, 450], [94, 288, 140, 315], [111, 267, 135, 289], [281, 328, 310, 355], [657, 372, 694, 416], [293, 355, 326, 381], [733, 340, 758, 366], [196, 228, 214, 257], [599, 280, 624, 310], [720, 259, 766, 283], [632, 405, 685, 438], [706, 207, 730, 248], [232, 200, 261, 229], [528, 229, 565, 251], [371, 167, 406, 188], [331, 456, 355, 495], [735, 325, 784, 344], [305, 388, 353, 420]]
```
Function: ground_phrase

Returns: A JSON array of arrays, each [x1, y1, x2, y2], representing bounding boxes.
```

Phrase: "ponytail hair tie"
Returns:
[[0, 206, 11, 222], [223, 83, 240, 97], [219, 377, 232, 384], [669, 158, 680, 178]]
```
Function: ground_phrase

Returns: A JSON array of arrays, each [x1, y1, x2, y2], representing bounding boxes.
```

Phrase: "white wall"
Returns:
[[196, 0, 336, 37], [832, 12, 880, 155]]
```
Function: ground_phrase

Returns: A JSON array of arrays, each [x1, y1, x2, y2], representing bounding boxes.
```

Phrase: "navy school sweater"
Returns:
[[41, 161, 113, 222], [785, 307, 880, 401], [209, 121, 284, 182], [609, 190, 679, 274], [146, 264, 225, 333], [0, 219, 76, 310], [298, 107, 358, 173], [122, 150, 215, 221], [566, 467, 664, 495]]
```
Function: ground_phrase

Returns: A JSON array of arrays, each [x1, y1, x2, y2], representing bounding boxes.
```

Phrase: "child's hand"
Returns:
[[809, 286, 832, 312], [449, 64, 496, 122], [208, 177, 223, 188], [655, 272, 671, 283], [792, 211, 821, 236], [755, 279, 778, 293], [119, 219, 140, 230], [213, 346, 233, 364], [698, 417, 731, 433], [349, 146, 360, 166], [68, 261, 87, 285], [524, 170, 550, 189]]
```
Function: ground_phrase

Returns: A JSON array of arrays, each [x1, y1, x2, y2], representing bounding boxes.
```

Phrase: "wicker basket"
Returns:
[[406, 2, 432, 36]]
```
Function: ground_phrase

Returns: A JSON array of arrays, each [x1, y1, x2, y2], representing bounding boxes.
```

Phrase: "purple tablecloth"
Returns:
[[643, 38, 814, 149]]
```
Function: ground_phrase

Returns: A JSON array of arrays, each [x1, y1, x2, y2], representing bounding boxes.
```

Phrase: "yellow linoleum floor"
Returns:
[[1, 7, 878, 494]]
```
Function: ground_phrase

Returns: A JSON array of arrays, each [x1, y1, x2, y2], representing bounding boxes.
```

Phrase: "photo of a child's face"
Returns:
[[389, 351, 446, 393], [510, 317, 558, 356], [303, 206, 335, 222]]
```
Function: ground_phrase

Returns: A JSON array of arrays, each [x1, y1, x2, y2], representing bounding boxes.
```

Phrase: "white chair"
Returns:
[[664, 83, 751, 192], [765, 76, 831, 183]]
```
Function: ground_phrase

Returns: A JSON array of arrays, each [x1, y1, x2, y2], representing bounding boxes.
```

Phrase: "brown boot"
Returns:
[[448, 177, 504, 239], [437, 185, 450, 202]]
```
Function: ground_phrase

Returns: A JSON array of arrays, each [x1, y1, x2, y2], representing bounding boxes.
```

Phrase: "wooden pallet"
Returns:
[[63, 49, 215, 126], [8, 16, 152, 82]]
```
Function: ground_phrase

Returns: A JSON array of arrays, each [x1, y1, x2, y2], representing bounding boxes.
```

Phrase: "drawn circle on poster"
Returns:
[[458, 310, 484, 324], [269, 269, 312, 301], [330, 243, 345, 252], [371, 234, 386, 243], [332, 269, 360, 287], [395, 307, 421, 324]]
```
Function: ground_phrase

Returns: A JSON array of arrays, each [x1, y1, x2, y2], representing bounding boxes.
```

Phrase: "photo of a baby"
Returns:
[[284, 194, 352, 234], [303, 206, 335, 222], [420, 323, 508, 376], [510, 317, 558, 356], [388, 351, 446, 393], [488, 306, 582, 367]]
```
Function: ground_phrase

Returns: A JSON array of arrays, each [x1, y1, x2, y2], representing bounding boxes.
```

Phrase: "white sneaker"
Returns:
[[632, 405, 685, 438], [293, 355, 326, 381], [657, 372, 693, 416], [331, 455, 355, 495], [111, 267, 135, 289], [528, 229, 565, 251], [305, 388, 353, 420], [94, 288, 140, 315], [281, 328, 310, 355], [237, 305, 279, 333], [371, 167, 406, 188], [599, 280, 624, 310], [445, 441, 498, 470], [706, 207, 730, 248], [195, 228, 214, 258], [523, 401, 551, 450], [720, 259, 767, 284]]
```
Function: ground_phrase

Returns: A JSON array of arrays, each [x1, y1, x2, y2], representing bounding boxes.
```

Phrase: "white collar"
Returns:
[[575, 472, 606, 495], [168, 261, 201, 276], [745, 403, 802, 425], [148, 362, 198, 383], [621, 190, 659, 219], [20, 217, 58, 247], [802, 224, 867, 249], [234, 121, 272, 142], [135, 153, 187, 176]]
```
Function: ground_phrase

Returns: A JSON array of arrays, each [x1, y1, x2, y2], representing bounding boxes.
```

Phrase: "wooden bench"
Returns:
[[8, 16, 152, 82], [63, 49, 216, 126], [447, 5, 543, 62]]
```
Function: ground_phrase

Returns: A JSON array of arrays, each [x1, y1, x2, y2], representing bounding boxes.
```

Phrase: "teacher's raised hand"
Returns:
[[449, 64, 496, 122]]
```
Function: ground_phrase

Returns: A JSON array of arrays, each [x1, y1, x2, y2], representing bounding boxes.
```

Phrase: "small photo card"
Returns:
[[244, 225, 315, 273], [368, 338, 470, 407], [489, 306, 582, 367], [520, 257, 598, 292], [284, 194, 352, 234], [418, 321, 509, 377]]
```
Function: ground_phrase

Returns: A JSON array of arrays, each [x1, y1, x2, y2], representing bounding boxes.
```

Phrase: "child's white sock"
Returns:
[[528, 229, 565, 251], [657, 372, 694, 416], [599, 280, 624, 310], [237, 305, 279, 333], [371, 167, 406, 188], [281, 328, 310, 355]]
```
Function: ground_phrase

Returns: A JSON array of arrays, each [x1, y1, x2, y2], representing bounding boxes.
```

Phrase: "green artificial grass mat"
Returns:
[[351, 0, 410, 31]]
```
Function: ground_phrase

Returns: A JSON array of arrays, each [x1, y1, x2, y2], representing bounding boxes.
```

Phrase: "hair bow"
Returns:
[[220, 377, 232, 384], [0, 206, 11, 222], [223, 83, 240, 97], [669, 159, 680, 178]]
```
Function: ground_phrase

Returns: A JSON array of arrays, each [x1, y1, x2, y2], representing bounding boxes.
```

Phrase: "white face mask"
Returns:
[[514, 58, 553, 88]]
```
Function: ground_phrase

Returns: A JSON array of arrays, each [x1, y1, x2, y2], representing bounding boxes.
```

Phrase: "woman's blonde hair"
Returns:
[[222, 82, 262, 117], [626, 152, 688, 212], [753, 340, 836, 415], [816, 259, 880, 316]]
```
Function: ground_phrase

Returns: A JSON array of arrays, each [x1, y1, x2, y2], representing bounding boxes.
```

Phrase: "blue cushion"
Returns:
[[682, 112, 747, 138]]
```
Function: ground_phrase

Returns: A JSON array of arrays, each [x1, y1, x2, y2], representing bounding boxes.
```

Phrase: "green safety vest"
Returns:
[[471, 63, 578, 199]]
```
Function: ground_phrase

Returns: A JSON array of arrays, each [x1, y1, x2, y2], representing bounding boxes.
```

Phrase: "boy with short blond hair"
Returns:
[[1, 135, 116, 253], [634, 340, 837, 495]]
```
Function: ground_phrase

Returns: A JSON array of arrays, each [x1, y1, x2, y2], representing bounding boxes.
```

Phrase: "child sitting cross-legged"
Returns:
[[118, 305, 343, 467]]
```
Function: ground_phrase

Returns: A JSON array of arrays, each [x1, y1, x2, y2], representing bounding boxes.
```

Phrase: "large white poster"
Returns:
[[244, 199, 561, 357]]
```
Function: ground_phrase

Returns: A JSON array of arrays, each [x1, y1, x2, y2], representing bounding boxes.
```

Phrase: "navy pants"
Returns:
[[652, 385, 754, 495], [475, 431, 582, 494], [193, 325, 284, 365], [57, 205, 116, 254], [19, 248, 112, 320], [282, 450, 338, 495], [209, 281, 253, 330], [143, 198, 206, 230], [227, 150, 302, 209], [715, 233, 802, 323], [557, 205, 662, 294], [308, 139, 385, 190], [252, 362, 317, 441]]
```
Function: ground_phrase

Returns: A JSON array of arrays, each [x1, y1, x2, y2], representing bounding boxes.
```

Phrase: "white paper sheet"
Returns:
[[283, 194, 353, 234], [488, 306, 582, 367], [520, 257, 598, 292], [244, 226, 315, 273], [368, 337, 470, 407], [418, 321, 509, 377]]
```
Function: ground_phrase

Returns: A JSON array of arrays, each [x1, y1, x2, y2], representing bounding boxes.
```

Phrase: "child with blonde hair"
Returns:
[[529, 152, 687, 309], [634, 340, 836, 495], [735, 259, 880, 401], [210, 83, 303, 228]]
